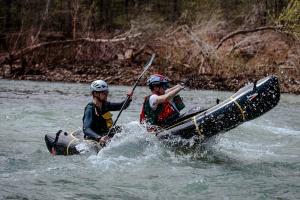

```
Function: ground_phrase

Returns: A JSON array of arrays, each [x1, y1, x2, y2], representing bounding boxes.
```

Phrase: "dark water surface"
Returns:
[[0, 79, 299, 200]]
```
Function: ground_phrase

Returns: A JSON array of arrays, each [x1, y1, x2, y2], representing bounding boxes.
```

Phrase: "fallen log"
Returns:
[[215, 26, 282, 50], [0, 33, 142, 66]]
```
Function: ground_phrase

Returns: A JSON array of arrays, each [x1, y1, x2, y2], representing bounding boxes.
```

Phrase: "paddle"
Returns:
[[106, 53, 156, 137]]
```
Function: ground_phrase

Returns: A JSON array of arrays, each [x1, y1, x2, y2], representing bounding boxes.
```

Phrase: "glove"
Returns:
[[180, 78, 190, 87]]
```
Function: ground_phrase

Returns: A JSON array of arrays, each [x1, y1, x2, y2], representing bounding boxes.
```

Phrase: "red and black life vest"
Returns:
[[140, 95, 185, 128]]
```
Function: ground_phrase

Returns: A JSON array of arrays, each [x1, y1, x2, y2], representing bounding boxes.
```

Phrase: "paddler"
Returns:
[[140, 74, 185, 130], [83, 80, 133, 145]]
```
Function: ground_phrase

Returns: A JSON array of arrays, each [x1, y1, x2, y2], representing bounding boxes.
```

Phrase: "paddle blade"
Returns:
[[143, 54, 155, 71]]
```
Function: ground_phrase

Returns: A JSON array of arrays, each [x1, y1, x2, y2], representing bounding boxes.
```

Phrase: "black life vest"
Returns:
[[83, 103, 113, 135]]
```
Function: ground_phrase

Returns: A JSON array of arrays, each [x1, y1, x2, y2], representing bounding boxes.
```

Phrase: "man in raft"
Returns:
[[140, 74, 185, 130], [83, 80, 132, 145]]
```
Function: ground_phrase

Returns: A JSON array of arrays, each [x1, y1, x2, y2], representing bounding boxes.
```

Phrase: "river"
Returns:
[[0, 79, 299, 200]]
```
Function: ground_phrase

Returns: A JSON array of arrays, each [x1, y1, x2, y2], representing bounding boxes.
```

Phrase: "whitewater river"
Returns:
[[0, 79, 299, 200]]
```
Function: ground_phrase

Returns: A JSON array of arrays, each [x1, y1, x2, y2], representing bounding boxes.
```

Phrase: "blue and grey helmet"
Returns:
[[147, 74, 169, 89], [90, 80, 108, 93]]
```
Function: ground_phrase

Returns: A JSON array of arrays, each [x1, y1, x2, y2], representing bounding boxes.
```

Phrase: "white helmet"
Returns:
[[90, 80, 108, 92]]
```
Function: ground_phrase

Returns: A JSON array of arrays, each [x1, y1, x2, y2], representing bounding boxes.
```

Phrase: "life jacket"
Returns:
[[83, 103, 113, 135], [101, 111, 113, 129], [140, 95, 185, 128]]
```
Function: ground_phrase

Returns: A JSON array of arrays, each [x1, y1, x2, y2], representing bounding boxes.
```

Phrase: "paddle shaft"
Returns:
[[106, 54, 156, 137]]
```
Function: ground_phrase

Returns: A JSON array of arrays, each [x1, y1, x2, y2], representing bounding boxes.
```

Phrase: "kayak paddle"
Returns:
[[106, 53, 156, 137]]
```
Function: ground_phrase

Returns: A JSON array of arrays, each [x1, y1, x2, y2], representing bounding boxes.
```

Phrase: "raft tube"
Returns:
[[45, 130, 101, 156], [45, 126, 123, 155], [157, 75, 280, 140]]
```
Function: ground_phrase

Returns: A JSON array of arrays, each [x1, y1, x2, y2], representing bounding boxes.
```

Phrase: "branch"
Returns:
[[215, 25, 283, 49], [0, 33, 142, 65], [33, 0, 50, 44]]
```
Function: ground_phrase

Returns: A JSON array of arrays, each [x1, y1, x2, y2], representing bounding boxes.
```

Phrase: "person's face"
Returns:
[[94, 90, 109, 101], [154, 85, 166, 95]]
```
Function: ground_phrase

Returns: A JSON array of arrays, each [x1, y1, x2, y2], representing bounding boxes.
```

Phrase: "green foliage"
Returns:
[[278, 0, 300, 37]]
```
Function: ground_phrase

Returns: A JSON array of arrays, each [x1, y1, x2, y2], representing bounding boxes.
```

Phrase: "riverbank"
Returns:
[[0, 24, 299, 94], [1, 62, 299, 94]]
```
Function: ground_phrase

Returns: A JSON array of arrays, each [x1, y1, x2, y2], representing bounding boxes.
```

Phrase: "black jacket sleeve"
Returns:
[[106, 97, 132, 111]]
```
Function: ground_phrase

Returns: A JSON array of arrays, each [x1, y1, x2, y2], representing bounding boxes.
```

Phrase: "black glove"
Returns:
[[180, 78, 190, 87]]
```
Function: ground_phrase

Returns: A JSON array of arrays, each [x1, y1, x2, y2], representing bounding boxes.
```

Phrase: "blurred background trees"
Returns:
[[0, 0, 299, 93], [0, 0, 296, 44]]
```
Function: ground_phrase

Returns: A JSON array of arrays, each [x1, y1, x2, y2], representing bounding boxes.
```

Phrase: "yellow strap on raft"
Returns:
[[193, 116, 204, 138], [66, 138, 77, 155], [230, 97, 246, 121], [66, 131, 80, 156]]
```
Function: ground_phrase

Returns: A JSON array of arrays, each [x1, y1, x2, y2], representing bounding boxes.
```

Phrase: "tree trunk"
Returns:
[[172, 0, 179, 22], [4, 0, 12, 32]]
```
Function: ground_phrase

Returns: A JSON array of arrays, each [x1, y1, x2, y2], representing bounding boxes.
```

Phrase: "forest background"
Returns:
[[0, 0, 299, 93]]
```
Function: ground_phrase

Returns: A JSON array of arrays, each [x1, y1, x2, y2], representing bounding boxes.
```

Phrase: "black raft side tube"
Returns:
[[45, 130, 81, 156], [44, 130, 62, 155], [159, 75, 280, 139]]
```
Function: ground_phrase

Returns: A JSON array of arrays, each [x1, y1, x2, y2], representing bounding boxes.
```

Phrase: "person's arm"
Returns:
[[83, 106, 101, 141], [154, 84, 184, 105], [106, 99, 131, 111], [106, 91, 133, 111], [165, 84, 182, 93]]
